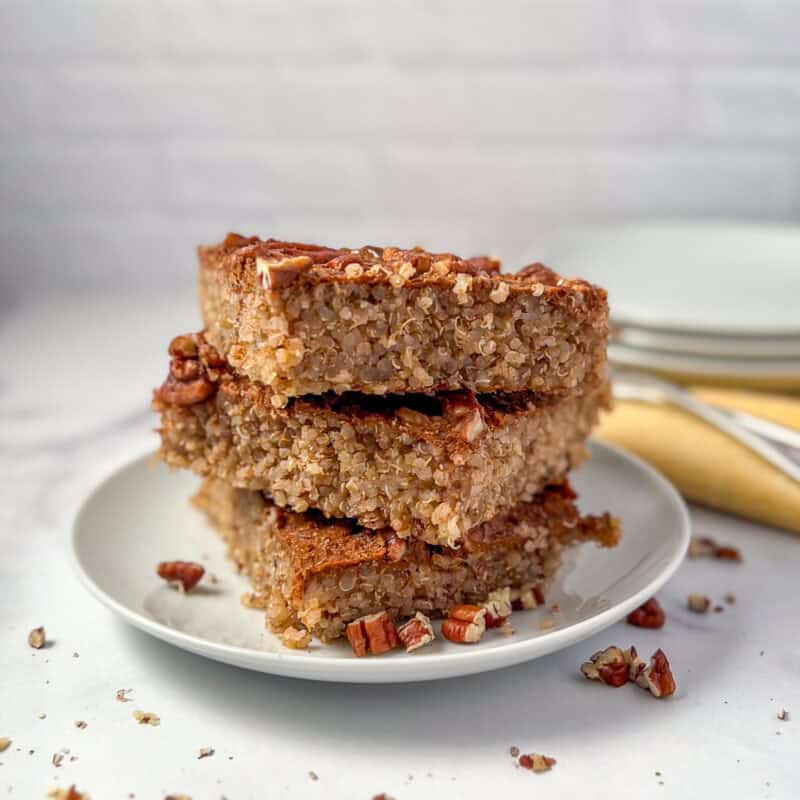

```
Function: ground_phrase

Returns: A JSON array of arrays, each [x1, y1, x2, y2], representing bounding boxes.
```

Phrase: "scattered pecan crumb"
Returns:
[[713, 605, 724, 613], [777, 709, 790, 722], [38, 713, 47, 720], [688, 536, 742, 562], [550, 602, 561, 613], [634, 649, 677, 698], [688, 594, 710, 613], [28, 626, 46, 649], [116, 689, 132, 703], [499, 621, 515, 636], [509, 746, 520, 758], [518, 753, 556, 773], [627, 597, 665, 628], [0, 738, 10, 752], [48, 788, 89, 800], [197, 746, 214, 759], [164, 795, 191, 800], [52, 752, 64, 767], [156, 561, 205, 592], [308, 771, 319, 781], [72, 652, 79, 658], [397, 613, 435, 652], [539, 617, 555, 631], [208, 573, 219, 584], [132, 710, 160, 726], [74, 721, 87, 730], [280, 626, 312, 650], [724, 592, 736, 604], [372, 795, 395, 800], [581, 646, 631, 687]]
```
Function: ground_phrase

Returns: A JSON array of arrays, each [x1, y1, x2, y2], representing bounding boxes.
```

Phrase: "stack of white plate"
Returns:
[[539, 222, 800, 388]]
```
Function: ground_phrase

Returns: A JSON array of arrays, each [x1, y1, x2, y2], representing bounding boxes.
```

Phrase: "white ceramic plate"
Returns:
[[72, 441, 690, 684], [612, 323, 800, 359], [609, 341, 800, 381], [541, 221, 800, 336]]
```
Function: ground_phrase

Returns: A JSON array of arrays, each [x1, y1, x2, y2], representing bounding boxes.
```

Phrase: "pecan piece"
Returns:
[[156, 560, 205, 592], [442, 392, 486, 443], [256, 255, 313, 290], [384, 531, 407, 562], [442, 605, 487, 644], [511, 584, 545, 611], [626, 597, 665, 629], [482, 587, 512, 628], [397, 613, 435, 653], [133, 710, 160, 726], [168, 334, 198, 359], [28, 626, 46, 649], [581, 645, 629, 687], [346, 611, 401, 657], [688, 536, 742, 562], [687, 594, 711, 613], [47, 788, 88, 800], [519, 753, 556, 773], [635, 648, 677, 698], [157, 374, 215, 406]]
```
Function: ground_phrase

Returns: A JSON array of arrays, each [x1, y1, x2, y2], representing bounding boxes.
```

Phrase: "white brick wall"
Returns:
[[1, 0, 799, 295]]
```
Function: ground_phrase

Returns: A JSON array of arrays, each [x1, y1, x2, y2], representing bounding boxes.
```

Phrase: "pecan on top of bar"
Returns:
[[201, 233, 606, 298]]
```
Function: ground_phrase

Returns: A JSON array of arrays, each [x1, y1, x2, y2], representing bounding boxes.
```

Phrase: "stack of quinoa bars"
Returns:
[[153, 234, 620, 653]]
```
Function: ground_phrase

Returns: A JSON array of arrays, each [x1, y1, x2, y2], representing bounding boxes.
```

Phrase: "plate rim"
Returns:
[[70, 440, 691, 683]]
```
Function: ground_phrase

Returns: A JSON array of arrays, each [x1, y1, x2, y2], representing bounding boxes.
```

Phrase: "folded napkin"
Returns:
[[595, 386, 800, 535]]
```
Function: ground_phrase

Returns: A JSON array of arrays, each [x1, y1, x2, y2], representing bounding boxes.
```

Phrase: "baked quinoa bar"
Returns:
[[199, 234, 609, 405], [194, 477, 620, 642], [154, 332, 609, 547]]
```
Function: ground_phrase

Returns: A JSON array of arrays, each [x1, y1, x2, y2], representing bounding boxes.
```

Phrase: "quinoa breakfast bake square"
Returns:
[[154, 332, 609, 547], [198, 234, 609, 405], [193, 477, 620, 642]]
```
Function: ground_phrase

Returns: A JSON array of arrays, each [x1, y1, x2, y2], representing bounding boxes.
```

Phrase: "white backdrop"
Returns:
[[2, 0, 800, 298]]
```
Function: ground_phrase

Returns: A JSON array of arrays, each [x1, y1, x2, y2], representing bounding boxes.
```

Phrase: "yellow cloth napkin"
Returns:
[[595, 387, 800, 534]]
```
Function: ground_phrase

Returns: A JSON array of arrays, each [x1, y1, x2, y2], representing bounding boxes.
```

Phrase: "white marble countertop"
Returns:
[[1, 291, 797, 800]]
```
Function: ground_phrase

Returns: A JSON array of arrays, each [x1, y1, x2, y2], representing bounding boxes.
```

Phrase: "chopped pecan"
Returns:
[[482, 587, 512, 628], [158, 374, 215, 406], [688, 536, 742, 562], [442, 605, 486, 644], [777, 708, 790, 722], [687, 536, 716, 558], [581, 646, 630, 687], [47, 788, 88, 800], [714, 545, 742, 562], [635, 649, 677, 698], [157, 560, 205, 592], [687, 594, 710, 613], [256, 255, 313, 290], [384, 531, 407, 562], [168, 334, 198, 358], [346, 611, 400, 657], [197, 746, 215, 760], [28, 626, 46, 649], [442, 392, 486, 443], [626, 597, 665, 629], [132, 710, 160, 726], [397, 613, 435, 652], [511, 584, 545, 611], [519, 752, 556, 773]]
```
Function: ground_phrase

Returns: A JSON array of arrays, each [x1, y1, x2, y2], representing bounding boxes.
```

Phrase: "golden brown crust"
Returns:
[[199, 233, 606, 300]]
